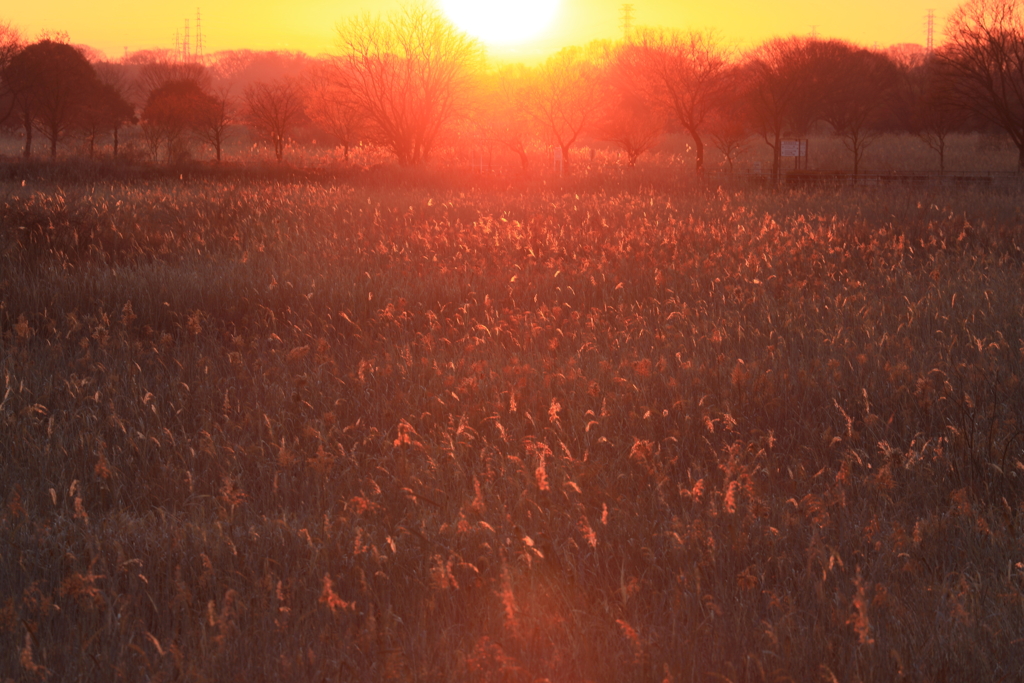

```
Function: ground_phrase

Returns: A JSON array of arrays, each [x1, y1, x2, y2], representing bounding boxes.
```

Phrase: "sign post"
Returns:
[[781, 139, 809, 171]]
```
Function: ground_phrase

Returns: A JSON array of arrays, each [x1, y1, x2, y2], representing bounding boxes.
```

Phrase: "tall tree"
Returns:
[[596, 43, 665, 166], [815, 43, 901, 177], [940, 0, 1024, 170], [7, 39, 100, 159], [195, 89, 233, 163], [473, 63, 539, 172], [243, 79, 306, 163], [334, 5, 482, 165], [0, 22, 24, 127], [705, 67, 751, 173], [633, 29, 732, 173], [893, 51, 971, 173], [305, 60, 363, 161], [528, 44, 604, 170], [741, 37, 825, 181], [93, 61, 138, 158], [142, 79, 217, 162], [77, 81, 134, 157]]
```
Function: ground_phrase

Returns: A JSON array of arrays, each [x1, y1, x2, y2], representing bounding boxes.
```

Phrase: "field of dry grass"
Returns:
[[2, 167, 1023, 682]]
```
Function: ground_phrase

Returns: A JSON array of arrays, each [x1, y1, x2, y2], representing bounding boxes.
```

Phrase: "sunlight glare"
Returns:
[[440, 0, 560, 46]]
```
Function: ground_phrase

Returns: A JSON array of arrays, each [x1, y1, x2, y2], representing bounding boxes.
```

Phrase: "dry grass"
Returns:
[[2, 169, 1024, 682]]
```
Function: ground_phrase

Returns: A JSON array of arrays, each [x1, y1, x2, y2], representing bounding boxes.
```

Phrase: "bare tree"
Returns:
[[77, 81, 134, 157], [596, 43, 665, 166], [306, 59, 363, 161], [528, 44, 604, 170], [741, 37, 824, 181], [633, 29, 732, 173], [142, 79, 218, 162], [940, 0, 1024, 170], [473, 63, 538, 171], [244, 79, 306, 162], [196, 89, 232, 162], [705, 69, 751, 173], [334, 5, 482, 165], [893, 51, 971, 173], [7, 39, 101, 159], [815, 43, 901, 177], [0, 21, 24, 126]]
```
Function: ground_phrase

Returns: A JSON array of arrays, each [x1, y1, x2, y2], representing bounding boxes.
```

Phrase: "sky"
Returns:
[[4, 0, 963, 62]]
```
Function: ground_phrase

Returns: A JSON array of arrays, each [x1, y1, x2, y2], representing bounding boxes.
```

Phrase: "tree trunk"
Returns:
[[689, 128, 704, 173], [50, 132, 57, 160], [113, 127, 119, 158], [22, 109, 32, 158], [772, 131, 781, 183], [517, 149, 529, 171]]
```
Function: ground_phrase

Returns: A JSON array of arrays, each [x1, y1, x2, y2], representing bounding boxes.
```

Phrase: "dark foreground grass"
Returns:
[[2, 172, 1024, 682]]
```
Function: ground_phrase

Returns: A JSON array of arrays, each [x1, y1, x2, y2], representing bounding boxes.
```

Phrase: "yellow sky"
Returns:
[[4, 0, 963, 61]]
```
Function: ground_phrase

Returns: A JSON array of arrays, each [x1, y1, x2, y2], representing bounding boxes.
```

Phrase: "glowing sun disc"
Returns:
[[440, 0, 560, 45]]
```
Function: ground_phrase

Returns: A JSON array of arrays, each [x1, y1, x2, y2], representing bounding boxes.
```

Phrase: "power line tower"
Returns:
[[195, 8, 204, 62], [181, 18, 190, 63], [925, 9, 935, 54], [619, 4, 635, 41]]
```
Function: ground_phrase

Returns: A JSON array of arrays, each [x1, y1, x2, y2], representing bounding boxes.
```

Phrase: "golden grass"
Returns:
[[2, 172, 1024, 681]]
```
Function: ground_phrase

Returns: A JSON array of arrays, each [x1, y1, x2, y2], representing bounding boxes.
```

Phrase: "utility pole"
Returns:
[[619, 4, 635, 41]]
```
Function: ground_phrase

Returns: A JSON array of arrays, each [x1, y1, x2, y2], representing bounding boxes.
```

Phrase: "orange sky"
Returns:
[[5, 0, 962, 62]]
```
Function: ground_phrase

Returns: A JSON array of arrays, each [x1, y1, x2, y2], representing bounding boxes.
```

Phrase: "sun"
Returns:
[[440, 0, 560, 46]]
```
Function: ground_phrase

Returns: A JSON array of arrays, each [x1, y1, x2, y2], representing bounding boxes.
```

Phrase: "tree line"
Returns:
[[1, 0, 1023, 174]]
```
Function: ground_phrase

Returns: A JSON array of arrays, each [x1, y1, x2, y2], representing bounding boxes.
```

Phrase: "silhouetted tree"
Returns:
[[0, 22, 24, 126], [815, 43, 901, 177], [93, 61, 138, 158], [7, 39, 101, 159], [597, 43, 665, 166], [633, 29, 732, 173], [529, 44, 604, 170], [893, 51, 971, 173], [142, 79, 217, 161], [473, 63, 539, 171], [741, 38, 825, 181], [305, 60, 363, 161], [334, 5, 482, 165], [244, 79, 306, 162], [940, 0, 1024, 170], [195, 89, 233, 162], [705, 68, 751, 173], [77, 81, 135, 157]]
